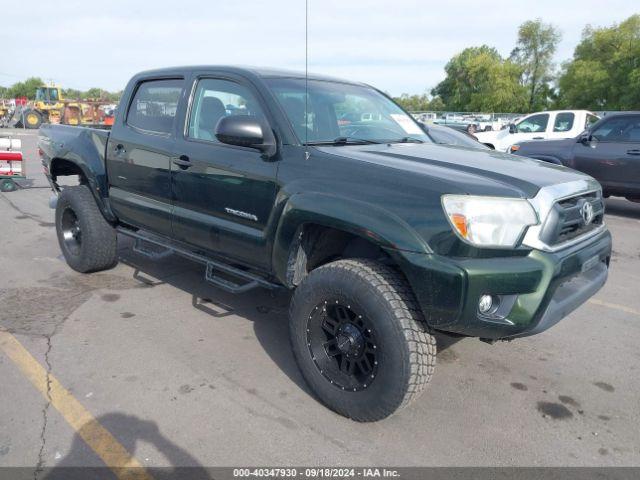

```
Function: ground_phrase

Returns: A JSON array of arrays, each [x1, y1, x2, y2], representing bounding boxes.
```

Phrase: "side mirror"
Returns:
[[578, 132, 592, 144], [508, 123, 517, 134], [215, 115, 277, 157]]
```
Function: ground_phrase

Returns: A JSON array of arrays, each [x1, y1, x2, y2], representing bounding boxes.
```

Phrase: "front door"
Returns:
[[573, 115, 640, 195], [514, 112, 550, 142], [171, 76, 279, 270], [106, 77, 184, 237]]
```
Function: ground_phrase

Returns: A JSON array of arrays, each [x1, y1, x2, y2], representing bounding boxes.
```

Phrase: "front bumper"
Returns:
[[393, 228, 612, 339]]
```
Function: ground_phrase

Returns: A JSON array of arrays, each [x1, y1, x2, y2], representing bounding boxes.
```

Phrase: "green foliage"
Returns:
[[63, 87, 121, 102], [428, 96, 445, 111], [432, 46, 528, 112], [0, 80, 121, 103], [62, 88, 82, 99], [557, 15, 640, 110], [510, 19, 561, 111], [6, 77, 44, 99], [393, 93, 432, 111]]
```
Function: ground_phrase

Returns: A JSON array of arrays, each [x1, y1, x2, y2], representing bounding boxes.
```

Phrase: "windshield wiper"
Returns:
[[307, 137, 381, 146], [387, 137, 425, 144]]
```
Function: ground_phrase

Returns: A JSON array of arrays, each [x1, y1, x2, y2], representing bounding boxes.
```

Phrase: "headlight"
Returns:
[[441, 195, 538, 248]]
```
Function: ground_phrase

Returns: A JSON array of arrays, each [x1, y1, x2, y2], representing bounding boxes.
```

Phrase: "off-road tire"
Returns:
[[23, 109, 43, 129], [55, 185, 117, 273], [289, 258, 436, 422]]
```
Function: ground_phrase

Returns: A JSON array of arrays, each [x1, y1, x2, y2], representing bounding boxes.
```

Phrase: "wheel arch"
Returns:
[[50, 156, 117, 223], [272, 192, 431, 287]]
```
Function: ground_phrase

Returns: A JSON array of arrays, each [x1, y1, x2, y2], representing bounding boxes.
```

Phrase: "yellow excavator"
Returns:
[[21, 84, 111, 129]]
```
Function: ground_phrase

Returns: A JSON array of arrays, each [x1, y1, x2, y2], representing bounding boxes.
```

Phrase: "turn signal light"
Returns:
[[450, 213, 468, 238]]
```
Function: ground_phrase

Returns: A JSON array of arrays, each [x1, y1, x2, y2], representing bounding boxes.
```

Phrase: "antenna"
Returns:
[[305, 0, 309, 160]]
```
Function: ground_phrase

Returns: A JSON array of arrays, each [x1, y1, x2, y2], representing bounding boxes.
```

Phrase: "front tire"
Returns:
[[55, 185, 117, 273], [289, 259, 436, 421], [23, 109, 43, 129]]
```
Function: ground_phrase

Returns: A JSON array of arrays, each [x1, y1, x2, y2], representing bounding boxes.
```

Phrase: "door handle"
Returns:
[[627, 149, 640, 156], [533, 137, 544, 140], [172, 155, 192, 169], [114, 144, 126, 155]]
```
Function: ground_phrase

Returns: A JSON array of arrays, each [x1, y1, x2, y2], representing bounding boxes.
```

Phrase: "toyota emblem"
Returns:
[[581, 201, 594, 225]]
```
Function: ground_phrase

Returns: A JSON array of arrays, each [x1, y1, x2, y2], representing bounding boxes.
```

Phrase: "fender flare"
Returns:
[[271, 192, 431, 284], [47, 127, 117, 223]]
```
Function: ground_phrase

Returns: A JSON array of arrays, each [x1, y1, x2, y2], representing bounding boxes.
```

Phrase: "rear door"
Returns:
[[171, 73, 279, 270], [106, 77, 184, 237], [573, 115, 640, 194]]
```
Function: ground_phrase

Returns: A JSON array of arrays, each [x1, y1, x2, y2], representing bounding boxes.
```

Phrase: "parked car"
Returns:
[[512, 112, 640, 202], [475, 110, 600, 152], [39, 66, 611, 421]]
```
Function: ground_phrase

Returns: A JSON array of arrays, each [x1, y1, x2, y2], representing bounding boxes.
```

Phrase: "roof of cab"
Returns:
[[132, 65, 365, 86]]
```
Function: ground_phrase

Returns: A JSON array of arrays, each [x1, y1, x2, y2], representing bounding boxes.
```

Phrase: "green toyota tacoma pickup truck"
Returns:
[[39, 66, 611, 421]]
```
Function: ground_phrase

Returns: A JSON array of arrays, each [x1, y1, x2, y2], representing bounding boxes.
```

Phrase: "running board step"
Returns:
[[205, 263, 260, 294], [133, 238, 174, 260], [117, 227, 281, 294]]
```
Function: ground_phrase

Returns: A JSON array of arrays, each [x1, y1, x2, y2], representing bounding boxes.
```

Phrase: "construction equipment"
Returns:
[[9, 84, 114, 129]]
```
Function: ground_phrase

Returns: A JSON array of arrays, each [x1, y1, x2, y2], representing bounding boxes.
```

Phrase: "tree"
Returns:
[[84, 87, 106, 100], [557, 14, 640, 110], [6, 77, 44, 99], [510, 19, 561, 112], [62, 88, 82, 99], [432, 46, 527, 113], [393, 93, 432, 111], [428, 96, 445, 111]]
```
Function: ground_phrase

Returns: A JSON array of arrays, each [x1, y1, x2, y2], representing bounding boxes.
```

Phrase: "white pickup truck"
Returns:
[[474, 110, 599, 152]]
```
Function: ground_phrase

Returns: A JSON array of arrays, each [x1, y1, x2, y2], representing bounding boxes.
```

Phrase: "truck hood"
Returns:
[[316, 142, 591, 199]]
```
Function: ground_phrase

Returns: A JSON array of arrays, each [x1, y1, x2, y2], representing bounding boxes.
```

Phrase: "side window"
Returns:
[[553, 113, 575, 132], [188, 78, 265, 142], [516, 114, 549, 133], [127, 79, 183, 134], [592, 116, 640, 142], [585, 114, 599, 129]]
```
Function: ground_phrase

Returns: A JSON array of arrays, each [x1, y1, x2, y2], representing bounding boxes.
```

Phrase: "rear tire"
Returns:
[[289, 259, 436, 422], [55, 185, 117, 273]]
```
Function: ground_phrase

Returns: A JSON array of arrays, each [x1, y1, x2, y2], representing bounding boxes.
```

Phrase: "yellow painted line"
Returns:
[[0, 331, 153, 480], [589, 298, 640, 317]]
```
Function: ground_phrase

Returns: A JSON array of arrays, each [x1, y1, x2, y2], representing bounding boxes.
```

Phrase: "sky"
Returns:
[[1, 1, 638, 96]]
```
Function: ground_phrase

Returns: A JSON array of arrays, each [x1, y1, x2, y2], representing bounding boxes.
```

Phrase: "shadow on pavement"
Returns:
[[605, 197, 640, 220], [116, 237, 310, 398], [43, 412, 210, 479], [116, 236, 464, 401]]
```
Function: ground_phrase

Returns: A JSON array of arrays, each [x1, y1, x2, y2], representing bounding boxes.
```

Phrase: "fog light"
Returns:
[[478, 294, 493, 314]]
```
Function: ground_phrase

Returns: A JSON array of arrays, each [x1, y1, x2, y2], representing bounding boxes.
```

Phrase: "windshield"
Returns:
[[266, 78, 432, 145]]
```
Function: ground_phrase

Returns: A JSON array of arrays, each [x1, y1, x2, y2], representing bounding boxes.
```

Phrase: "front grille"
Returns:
[[539, 191, 604, 246]]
